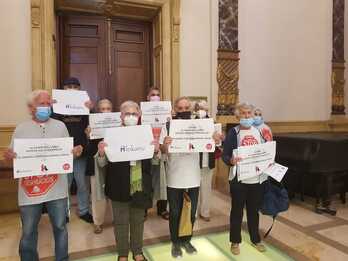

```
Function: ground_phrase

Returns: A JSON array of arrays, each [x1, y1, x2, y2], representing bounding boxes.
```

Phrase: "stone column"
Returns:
[[331, 0, 346, 115], [217, 0, 239, 115]]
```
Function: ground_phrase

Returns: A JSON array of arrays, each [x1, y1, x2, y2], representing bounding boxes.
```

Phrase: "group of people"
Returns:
[[3, 77, 273, 261]]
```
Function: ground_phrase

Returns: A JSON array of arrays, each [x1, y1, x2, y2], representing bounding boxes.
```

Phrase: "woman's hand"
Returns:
[[98, 141, 108, 157], [230, 156, 242, 166], [212, 131, 224, 144], [72, 145, 83, 158], [3, 148, 17, 161], [85, 126, 91, 139], [84, 100, 94, 110], [151, 140, 160, 153]]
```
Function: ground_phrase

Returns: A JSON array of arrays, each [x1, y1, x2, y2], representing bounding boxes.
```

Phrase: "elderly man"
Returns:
[[161, 97, 222, 258], [52, 77, 93, 223], [3, 90, 82, 261]]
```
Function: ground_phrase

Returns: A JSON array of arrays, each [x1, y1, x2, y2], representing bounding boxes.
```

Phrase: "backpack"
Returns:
[[260, 178, 289, 238]]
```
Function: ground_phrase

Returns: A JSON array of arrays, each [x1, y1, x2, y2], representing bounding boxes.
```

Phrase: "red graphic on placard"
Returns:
[[152, 127, 162, 143], [261, 128, 273, 142], [241, 135, 259, 146], [63, 163, 70, 171], [20, 175, 58, 197], [189, 143, 195, 150], [206, 143, 212, 150]]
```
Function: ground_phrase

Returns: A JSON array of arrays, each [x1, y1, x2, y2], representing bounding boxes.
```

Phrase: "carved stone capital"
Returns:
[[217, 49, 240, 115]]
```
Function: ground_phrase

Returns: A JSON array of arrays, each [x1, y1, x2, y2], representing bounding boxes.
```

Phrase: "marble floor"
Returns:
[[0, 191, 348, 261]]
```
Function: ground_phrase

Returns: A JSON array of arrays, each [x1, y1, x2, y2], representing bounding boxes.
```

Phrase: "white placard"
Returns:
[[237, 141, 276, 181], [168, 118, 215, 153], [52, 89, 90, 115], [89, 112, 122, 139], [140, 101, 172, 127], [104, 125, 154, 162], [263, 163, 288, 182], [13, 138, 73, 179], [214, 123, 222, 146]]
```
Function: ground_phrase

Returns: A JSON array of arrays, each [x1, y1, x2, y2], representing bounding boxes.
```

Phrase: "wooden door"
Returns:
[[110, 19, 151, 110], [58, 14, 152, 110], [58, 15, 107, 103]]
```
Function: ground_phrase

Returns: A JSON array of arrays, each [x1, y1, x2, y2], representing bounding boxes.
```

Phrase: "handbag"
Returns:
[[178, 192, 193, 237]]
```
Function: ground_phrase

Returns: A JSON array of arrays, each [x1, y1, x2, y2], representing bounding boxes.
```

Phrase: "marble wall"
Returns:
[[333, 0, 345, 62], [219, 0, 238, 50]]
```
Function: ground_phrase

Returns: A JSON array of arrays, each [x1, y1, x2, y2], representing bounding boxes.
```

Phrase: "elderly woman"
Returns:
[[222, 103, 267, 255], [253, 108, 273, 142], [194, 100, 218, 222], [85, 99, 113, 234], [97, 101, 154, 261]]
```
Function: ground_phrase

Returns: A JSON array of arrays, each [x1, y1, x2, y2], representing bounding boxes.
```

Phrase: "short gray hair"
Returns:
[[174, 96, 191, 108], [27, 90, 50, 105], [235, 102, 255, 117], [120, 100, 140, 113], [97, 99, 113, 109], [196, 100, 209, 111]]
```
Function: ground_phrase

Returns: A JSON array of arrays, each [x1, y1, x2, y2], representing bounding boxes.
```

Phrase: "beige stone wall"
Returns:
[[180, 0, 219, 116], [238, 0, 333, 121], [0, 0, 31, 125]]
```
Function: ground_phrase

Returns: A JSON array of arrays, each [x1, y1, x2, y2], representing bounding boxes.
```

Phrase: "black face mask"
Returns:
[[175, 111, 192, 120]]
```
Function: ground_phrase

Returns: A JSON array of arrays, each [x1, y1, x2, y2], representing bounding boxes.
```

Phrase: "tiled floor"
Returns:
[[0, 191, 348, 261]]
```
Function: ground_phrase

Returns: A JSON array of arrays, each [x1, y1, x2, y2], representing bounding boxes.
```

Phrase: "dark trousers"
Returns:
[[167, 187, 199, 244], [229, 179, 264, 244], [157, 200, 168, 215]]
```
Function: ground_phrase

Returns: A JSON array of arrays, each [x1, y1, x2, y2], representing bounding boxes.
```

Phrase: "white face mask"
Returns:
[[198, 110, 207, 119], [124, 115, 138, 126]]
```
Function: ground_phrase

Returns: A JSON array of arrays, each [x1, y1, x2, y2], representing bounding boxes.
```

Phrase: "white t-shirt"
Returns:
[[159, 125, 201, 188], [229, 126, 268, 184], [10, 119, 70, 206], [166, 153, 201, 188]]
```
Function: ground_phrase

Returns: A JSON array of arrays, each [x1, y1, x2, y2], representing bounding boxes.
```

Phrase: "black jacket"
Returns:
[[85, 138, 102, 176], [104, 159, 153, 209], [222, 126, 238, 167], [199, 152, 216, 169], [52, 113, 89, 151]]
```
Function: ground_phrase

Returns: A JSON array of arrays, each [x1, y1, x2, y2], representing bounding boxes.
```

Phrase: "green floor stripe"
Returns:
[[76, 231, 295, 261]]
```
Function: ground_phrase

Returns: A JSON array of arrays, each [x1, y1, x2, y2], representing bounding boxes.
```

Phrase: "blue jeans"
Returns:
[[68, 157, 90, 216], [167, 187, 199, 244], [19, 198, 68, 261]]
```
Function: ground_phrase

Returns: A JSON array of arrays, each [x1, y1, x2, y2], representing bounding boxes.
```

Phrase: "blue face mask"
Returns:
[[240, 118, 254, 128], [35, 106, 52, 122], [253, 116, 264, 126]]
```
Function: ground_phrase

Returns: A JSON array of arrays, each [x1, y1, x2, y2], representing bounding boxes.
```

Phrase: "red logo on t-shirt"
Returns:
[[241, 135, 259, 146], [63, 163, 70, 171], [20, 175, 58, 197], [261, 128, 273, 142], [206, 143, 212, 150]]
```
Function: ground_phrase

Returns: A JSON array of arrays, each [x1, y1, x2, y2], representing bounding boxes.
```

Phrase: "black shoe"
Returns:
[[171, 243, 183, 258], [79, 213, 93, 223], [132, 253, 148, 261], [181, 242, 197, 255]]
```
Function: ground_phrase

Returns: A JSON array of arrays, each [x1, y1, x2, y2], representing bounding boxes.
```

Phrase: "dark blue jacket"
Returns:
[[222, 127, 238, 167]]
